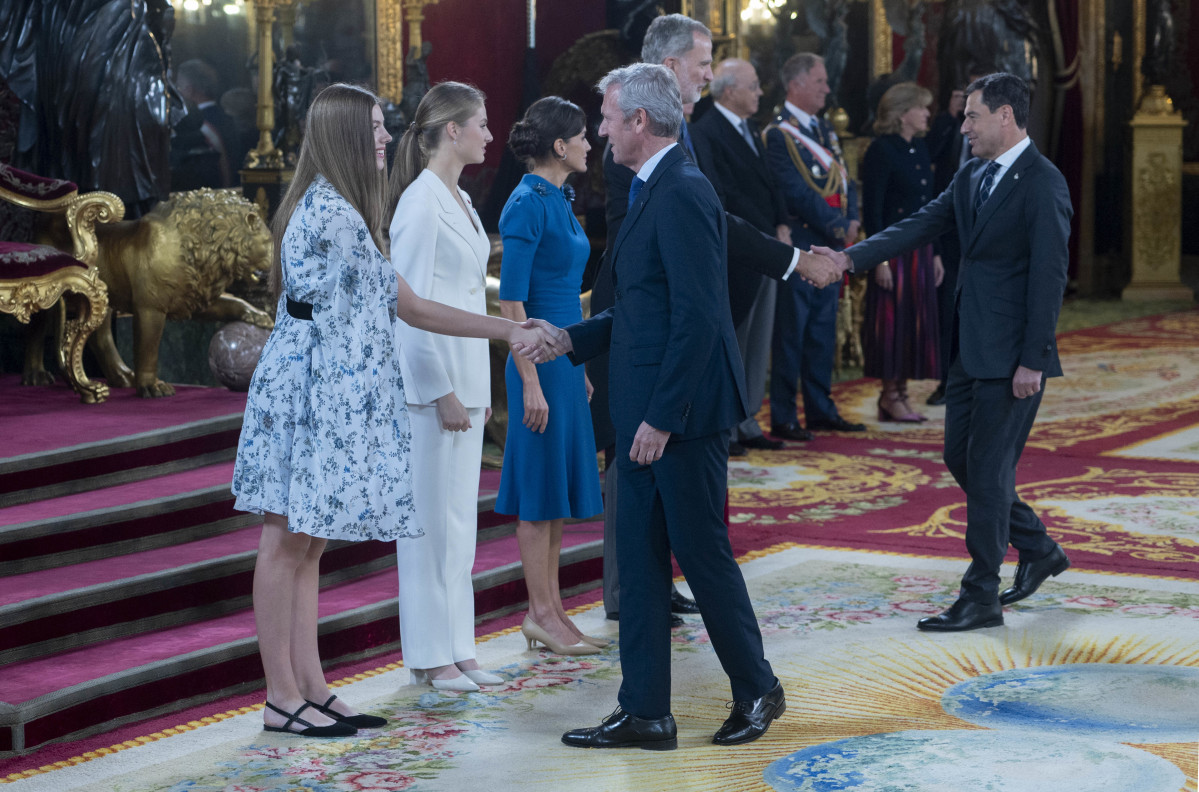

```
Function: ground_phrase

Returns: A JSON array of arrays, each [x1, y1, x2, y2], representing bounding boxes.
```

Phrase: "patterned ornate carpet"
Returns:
[[5, 310, 1198, 791], [5, 548, 1196, 792]]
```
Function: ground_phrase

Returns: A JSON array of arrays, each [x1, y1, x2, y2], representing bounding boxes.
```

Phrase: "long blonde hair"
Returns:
[[270, 83, 388, 297], [387, 81, 485, 213]]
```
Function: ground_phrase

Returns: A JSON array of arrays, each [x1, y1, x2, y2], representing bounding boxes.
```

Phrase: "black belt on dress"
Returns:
[[286, 297, 313, 320]]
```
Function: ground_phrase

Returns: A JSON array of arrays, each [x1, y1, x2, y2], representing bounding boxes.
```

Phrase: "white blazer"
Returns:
[[390, 168, 492, 408]]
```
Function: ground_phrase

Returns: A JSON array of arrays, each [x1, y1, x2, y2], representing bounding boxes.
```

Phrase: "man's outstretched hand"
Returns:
[[512, 317, 573, 363], [796, 249, 847, 288]]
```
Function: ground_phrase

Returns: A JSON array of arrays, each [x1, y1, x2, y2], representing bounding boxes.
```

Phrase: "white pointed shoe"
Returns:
[[460, 668, 504, 686], [409, 669, 480, 692]]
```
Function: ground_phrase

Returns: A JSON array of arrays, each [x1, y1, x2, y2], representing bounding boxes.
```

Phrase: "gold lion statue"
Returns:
[[28, 188, 274, 397]]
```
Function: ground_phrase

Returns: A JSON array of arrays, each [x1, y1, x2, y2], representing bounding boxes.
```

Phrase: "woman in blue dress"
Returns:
[[496, 97, 604, 656], [232, 84, 553, 737]]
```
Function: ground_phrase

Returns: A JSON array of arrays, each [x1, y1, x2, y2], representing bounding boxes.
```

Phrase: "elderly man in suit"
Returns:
[[816, 72, 1073, 632], [765, 52, 866, 440], [691, 58, 791, 456], [592, 14, 841, 622], [541, 62, 789, 750]]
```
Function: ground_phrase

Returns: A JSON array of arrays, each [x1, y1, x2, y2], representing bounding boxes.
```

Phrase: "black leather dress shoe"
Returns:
[[713, 679, 785, 745], [926, 383, 947, 406], [606, 611, 684, 627], [728, 440, 747, 457], [770, 422, 813, 442], [741, 435, 785, 451], [562, 708, 677, 750], [807, 415, 866, 432], [917, 598, 1003, 632], [670, 589, 701, 614], [1000, 545, 1070, 605]]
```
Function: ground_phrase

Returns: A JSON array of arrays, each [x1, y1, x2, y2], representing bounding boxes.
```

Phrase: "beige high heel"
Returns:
[[580, 634, 612, 648], [521, 616, 600, 655]]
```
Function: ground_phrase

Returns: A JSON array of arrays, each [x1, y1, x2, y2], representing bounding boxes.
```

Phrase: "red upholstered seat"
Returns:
[[0, 241, 88, 278], [0, 164, 78, 202]]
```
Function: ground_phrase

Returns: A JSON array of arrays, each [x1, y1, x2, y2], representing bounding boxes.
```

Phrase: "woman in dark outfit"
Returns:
[[859, 82, 945, 422]]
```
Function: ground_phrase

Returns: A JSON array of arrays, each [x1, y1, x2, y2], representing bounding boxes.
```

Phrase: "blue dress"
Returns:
[[231, 176, 421, 542], [495, 174, 603, 521]]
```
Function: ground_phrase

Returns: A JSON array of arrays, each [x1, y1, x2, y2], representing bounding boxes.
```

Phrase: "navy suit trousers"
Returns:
[[943, 357, 1057, 602], [614, 431, 774, 719], [769, 275, 839, 426]]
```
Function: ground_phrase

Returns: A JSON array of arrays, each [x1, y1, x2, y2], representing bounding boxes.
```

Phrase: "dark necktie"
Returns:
[[627, 176, 645, 211], [809, 118, 822, 146], [974, 160, 1000, 215], [679, 122, 697, 161]]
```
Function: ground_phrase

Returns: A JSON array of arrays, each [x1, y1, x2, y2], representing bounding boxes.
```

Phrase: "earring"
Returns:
[[558, 150, 568, 160], [452, 139, 458, 146]]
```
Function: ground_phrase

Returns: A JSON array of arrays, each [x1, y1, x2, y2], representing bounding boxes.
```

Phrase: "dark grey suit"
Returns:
[[846, 140, 1072, 602]]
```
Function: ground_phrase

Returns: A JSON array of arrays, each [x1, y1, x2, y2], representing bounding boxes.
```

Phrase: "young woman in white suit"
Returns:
[[387, 82, 502, 692]]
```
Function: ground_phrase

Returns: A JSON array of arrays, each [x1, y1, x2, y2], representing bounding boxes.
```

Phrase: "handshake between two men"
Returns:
[[511, 246, 849, 366]]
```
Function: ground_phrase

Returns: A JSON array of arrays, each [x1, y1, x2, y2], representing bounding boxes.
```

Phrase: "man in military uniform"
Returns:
[[764, 53, 865, 439]]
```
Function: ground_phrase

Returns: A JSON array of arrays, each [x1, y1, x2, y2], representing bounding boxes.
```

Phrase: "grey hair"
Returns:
[[709, 58, 749, 101], [641, 13, 712, 64], [597, 63, 684, 139], [781, 52, 824, 87]]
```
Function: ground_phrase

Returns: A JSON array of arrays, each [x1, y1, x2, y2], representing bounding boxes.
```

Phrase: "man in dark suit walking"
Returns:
[[691, 58, 791, 456], [764, 53, 867, 440], [545, 63, 786, 749], [592, 14, 840, 621], [816, 72, 1073, 632]]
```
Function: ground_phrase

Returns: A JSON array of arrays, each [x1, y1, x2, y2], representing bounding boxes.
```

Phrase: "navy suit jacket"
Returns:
[[847, 141, 1072, 380], [764, 114, 858, 251], [568, 145, 748, 439]]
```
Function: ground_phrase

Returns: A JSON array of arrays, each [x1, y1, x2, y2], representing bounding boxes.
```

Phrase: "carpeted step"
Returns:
[[0, 524, 602, 754], [0, 376, 247, 508], [0, 462, 254, 575], [0, 525, 399, 666]]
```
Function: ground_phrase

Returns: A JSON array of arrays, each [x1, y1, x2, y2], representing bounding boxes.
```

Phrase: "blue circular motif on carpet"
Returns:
[[941, 664, 1199, 742], [762, 730, 1184, 791]]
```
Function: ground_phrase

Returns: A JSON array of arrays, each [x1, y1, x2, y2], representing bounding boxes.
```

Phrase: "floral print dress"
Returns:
[[232, 176, 420, 541]]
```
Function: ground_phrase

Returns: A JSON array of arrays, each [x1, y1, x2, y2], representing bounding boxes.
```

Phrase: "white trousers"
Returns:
[[396, 404, 484, 669]]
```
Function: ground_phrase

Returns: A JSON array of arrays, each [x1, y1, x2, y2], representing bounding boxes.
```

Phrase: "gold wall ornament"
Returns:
[[1123, 86, 1190, 302], [872, 0, 891, 80], [1132, 0, 1145, 111], [376, 0, 404, 103]]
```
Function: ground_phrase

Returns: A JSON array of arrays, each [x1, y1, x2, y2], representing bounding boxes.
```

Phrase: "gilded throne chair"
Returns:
[[0, 163, 124, 403]]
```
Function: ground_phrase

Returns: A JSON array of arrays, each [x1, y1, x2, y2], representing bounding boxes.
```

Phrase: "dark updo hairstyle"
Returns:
[[507, 96, 586, 169]]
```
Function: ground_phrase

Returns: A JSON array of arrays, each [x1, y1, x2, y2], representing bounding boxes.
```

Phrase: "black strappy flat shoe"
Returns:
[[263, 700, 357, 737], [307, 694, 388, 729]]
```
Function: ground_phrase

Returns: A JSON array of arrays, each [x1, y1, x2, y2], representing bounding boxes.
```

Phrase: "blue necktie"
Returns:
[[974, 160, 1000, 215], [679, 122, 697, 161], [627, 176, 645, 211], [809, 118, 822, 145]]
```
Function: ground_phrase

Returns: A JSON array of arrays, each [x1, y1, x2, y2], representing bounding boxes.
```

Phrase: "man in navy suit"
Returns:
[[817, 73, 1073, 632], [765, 53, 866, 439], [591, 14, 841, 621], [546, 63, 786, 750], [691, 58, 792, 456]]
